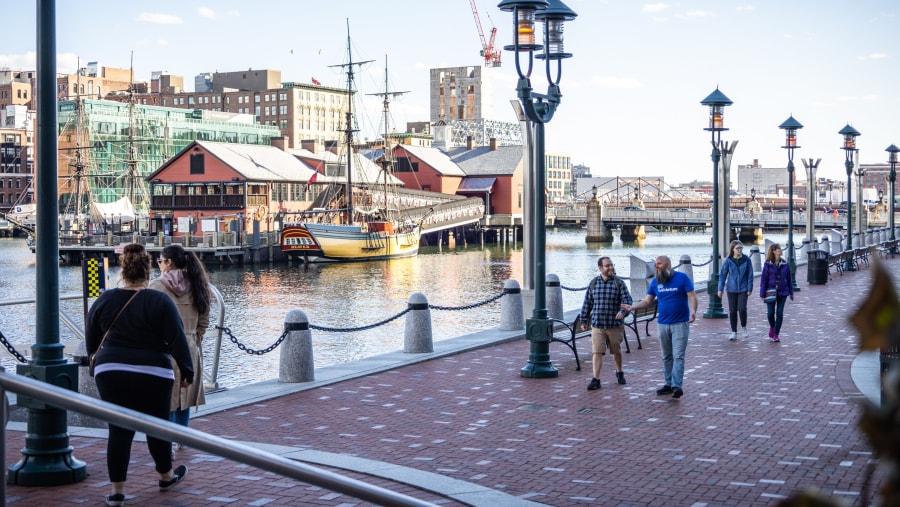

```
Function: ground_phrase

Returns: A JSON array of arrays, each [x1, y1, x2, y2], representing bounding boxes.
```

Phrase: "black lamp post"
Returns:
[[700, 88, 732, 319], [828, 181, 833, 207], [839, 124, 860, 271], [779, 116, 803, 292], [499, 0, 577, 378], [887, 144, 899, 253]]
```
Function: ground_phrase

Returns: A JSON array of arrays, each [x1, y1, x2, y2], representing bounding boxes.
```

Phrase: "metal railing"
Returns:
[[0, 369, 435, 506]]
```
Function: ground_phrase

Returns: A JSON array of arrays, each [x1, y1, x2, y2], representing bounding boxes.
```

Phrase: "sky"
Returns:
[[4, 1, 899, 186]]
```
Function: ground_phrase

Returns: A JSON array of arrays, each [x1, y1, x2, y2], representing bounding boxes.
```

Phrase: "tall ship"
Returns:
[[281, 27, 427, 262]]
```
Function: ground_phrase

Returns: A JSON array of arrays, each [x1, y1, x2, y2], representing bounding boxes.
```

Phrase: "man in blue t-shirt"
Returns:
[[621, 255, 698, 399]]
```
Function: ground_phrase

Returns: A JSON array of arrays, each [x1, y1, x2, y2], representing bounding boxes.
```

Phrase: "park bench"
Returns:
[[550, 312, 644, 371], [854, 247, 872, 269], [878, 239, 899, 259]]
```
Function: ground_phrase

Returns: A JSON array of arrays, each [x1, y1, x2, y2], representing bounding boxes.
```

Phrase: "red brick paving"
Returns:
[[5, 255, 894, 506]]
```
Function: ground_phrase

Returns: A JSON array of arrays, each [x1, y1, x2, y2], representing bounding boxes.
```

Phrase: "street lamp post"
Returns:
[[887, 144, 899, 253], [700, 88, 732, 319], [779, 116, 803, 292], [828, 181, 833, 207], [499, 0, 577, 378], [839, 124, 860, 271]]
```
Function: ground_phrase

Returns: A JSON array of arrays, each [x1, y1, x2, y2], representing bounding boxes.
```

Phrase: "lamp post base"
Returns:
[[788, 256, 801, 292], [520, 316, 559, 378], [703, 278, 727, 319]]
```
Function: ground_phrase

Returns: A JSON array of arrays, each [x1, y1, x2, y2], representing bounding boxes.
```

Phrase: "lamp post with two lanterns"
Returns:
[[839, 124, 861, 272], [779, 116, 802, 292], [700, 88, 732, 319], [498, 0, 577, 378]]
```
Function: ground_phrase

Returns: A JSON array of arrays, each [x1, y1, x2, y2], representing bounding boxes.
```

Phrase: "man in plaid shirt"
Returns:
[[579, 256, 633, 390]]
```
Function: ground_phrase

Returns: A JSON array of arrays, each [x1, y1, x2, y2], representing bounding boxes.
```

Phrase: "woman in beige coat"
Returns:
[[149, 244, 210, 433]]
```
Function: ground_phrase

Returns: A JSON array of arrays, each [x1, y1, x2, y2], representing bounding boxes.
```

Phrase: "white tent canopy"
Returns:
[[91, 197, 136, 224]]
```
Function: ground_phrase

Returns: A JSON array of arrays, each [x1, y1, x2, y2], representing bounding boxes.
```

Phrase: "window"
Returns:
[[190, 153, 205, 174]]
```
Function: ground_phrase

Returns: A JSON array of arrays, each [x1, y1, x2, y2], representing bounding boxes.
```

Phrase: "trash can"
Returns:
[[807, 249, 828, 285]]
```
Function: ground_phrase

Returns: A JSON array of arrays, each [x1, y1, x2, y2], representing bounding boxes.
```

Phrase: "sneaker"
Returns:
[[772, 334, 780, 343], [587, 378, 601, 390], [105, 494, 126, 507], [616, 371, 626, 385], [743, 328, 750, 339], [729, 331, 737, 341], [672, 387, 684, 399], [769, 328, 774, 338], [159, 465, 188, 492], [656, 385, 673, 395]]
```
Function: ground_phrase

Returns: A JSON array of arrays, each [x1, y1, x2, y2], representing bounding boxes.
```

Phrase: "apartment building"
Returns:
[[429, 66, 493, 122]]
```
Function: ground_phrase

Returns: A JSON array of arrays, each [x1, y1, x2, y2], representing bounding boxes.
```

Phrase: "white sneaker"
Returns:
[[742, 328, 750, 338], [729, 332, 737, 341]]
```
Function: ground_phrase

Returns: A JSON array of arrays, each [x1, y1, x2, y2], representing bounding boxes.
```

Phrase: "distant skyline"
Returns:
[[4, 1, 898, 186]]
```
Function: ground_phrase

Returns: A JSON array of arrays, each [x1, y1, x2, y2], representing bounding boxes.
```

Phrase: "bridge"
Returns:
[[548, 206, 888, 231]]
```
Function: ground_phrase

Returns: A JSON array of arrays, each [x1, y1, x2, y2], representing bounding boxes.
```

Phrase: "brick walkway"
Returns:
[[4, 255, 893, 506]]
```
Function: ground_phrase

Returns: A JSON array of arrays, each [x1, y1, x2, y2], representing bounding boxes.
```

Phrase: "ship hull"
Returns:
[[281, 223, 420, 261]]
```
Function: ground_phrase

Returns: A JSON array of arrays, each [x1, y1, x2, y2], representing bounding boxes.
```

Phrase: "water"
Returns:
[[0, 229, 789, 388]]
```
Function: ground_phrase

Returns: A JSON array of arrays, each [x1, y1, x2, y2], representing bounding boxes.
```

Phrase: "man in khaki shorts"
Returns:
[[579, 256, 633, 390]]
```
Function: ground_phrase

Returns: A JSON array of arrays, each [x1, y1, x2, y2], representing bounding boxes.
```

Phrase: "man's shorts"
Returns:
[[591, 326, 624, 355]]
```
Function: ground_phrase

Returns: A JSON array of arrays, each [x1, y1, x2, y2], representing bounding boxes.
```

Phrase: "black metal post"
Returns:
[[839, 124, 860, 272], [779, 116, 802, 292], [700, 88, 731, 319], [9, 0, 87, 486], [888, 145, 898, 254]]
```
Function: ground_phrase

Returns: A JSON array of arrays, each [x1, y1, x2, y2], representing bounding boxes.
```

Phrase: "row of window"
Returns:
[[0, 178, 24, 189], [0, 89, 28, 99]]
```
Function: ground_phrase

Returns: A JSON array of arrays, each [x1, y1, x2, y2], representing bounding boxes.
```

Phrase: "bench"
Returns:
[[550, 310, 646, 371], [623, 300, 657, 348]]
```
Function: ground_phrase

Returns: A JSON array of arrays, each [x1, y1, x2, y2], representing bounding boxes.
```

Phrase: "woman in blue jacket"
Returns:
[[759, 243, 794, 342], [717, 240, 754, 341]]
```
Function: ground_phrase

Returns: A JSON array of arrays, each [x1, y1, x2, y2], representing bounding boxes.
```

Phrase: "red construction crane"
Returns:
[[469, 0, 501, 67]]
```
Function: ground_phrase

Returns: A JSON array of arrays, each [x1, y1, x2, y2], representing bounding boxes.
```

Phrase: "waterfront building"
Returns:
[[147, 140, 316, 237], [0, 70, 34, 109], [546, 152, 572, 204], [0, 127, 32, 213], [736, 158, 793, 197], [56, 99, 281, 214]]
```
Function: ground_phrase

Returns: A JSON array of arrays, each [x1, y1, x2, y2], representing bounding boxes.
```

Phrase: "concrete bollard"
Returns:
[[749, 245, 761, 273], [546, 274, 564, 321], [499, 279, 524, 331], [675, 254, 694, 283], [799, 238, 810, 258], [404, 293, 433, 353], [829, 229, 844, 254], [279, 310, 314, 382], [819, 235, 830, 255]]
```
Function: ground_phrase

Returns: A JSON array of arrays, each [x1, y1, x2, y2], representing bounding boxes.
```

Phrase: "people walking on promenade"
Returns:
[[86, 243, 193, 506], [759, 243, 793, 342], [579, 256, 633, 390], [717, 240, 754, 341], [150, 244, 211, 455], [622, 255, 698, 399]]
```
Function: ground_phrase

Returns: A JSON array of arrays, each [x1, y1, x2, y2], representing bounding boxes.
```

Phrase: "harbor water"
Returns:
[[0, 228, 790, 389]]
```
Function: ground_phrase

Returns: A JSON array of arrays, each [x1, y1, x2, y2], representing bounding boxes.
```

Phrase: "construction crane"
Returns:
[[468, 0, 501, 67]]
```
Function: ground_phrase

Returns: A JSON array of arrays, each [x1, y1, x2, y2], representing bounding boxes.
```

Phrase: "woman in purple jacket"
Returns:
[[759, 243, 794, 342]]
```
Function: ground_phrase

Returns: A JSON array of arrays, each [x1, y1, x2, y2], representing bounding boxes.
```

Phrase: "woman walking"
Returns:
[[150, 244, 211, 447], [717, 240, 754, 341], [759, 243, 794, 342], [86, 243, 192, 506]]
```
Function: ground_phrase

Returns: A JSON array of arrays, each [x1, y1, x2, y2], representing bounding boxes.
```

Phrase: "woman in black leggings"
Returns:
[[86, 244, 194, 506]]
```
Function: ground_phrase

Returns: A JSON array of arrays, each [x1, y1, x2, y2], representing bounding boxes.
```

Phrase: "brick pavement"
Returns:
[[4, 255, 894, 506]]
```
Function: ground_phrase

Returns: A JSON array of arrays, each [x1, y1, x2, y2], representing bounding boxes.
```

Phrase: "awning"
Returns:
[[457, 177, 496, 193]]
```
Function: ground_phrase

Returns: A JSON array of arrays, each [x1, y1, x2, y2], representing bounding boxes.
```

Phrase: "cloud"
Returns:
[[197, 7, 217, 20], [591, 76, 644, 89], [0, 52, 36, 69], [642, 3, 669, 13], [857, 53, 888, 60], [683, 10, 714, 18], [136, 12, 183, 25], [736, 5, 755, 12]]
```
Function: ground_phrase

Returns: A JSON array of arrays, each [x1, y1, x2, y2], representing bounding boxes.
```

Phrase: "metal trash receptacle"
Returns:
[[807, 249, 828, 284]]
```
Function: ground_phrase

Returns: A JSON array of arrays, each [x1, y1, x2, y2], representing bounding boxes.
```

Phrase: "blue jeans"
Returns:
[[766, 296, 787, 334], [170, 408, 190, 427], [658, 322, 690, 389]]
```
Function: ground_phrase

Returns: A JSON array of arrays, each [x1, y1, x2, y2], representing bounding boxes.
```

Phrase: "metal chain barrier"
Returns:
[[428, 290, 507, 311], [217, 325, 290, 355], [310, 307, 412, 333], [0, 330, 29, 363]]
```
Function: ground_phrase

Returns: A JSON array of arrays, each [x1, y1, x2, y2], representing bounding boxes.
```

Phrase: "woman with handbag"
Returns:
[[759, 243, 794, 342], [86, 243, 194, 506], [717, 240, 754, 341], [150, 244, 210, 454]]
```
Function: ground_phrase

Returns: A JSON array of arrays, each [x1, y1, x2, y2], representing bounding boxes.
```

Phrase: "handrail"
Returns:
[[0, 292, 85, 341], [205, 284, 225, 390], [0, 368, 436, 507]]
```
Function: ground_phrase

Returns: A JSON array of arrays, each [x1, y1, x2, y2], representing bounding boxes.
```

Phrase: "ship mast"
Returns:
[[367, 56, 408, 221], [328, 20, 372, 225], [125, 51, 138, 212]]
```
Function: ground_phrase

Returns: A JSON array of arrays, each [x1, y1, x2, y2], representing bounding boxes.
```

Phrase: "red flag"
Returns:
[[311, 77, 321, 86], [306, 171, 318, 190]]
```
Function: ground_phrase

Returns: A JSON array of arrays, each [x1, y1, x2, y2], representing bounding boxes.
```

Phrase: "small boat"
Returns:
[[282, 25, 427, 262]]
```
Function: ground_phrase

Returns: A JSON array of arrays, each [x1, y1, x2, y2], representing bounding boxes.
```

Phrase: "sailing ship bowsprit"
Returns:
[[281, 27, 427, 262]]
